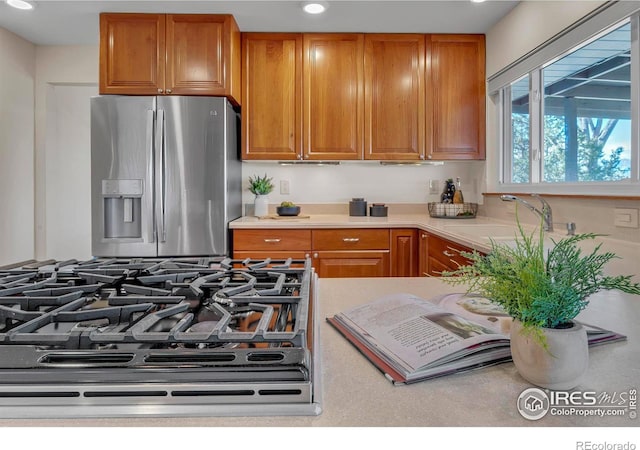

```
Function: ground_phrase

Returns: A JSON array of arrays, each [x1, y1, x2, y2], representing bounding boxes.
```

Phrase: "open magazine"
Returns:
[[326, 293, 625, 385]]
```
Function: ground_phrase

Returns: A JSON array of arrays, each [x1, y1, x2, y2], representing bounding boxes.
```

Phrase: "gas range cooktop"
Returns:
[[0, 257, 321, 418]]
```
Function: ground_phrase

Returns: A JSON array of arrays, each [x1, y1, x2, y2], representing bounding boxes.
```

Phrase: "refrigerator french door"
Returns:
[[91, 96, 241, 257]]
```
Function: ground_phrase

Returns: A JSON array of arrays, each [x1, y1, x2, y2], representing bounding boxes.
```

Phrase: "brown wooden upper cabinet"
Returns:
[[100, 13, 241, 104], [241, 33, 303, 160], [303, 34, 365, 160], [364, 34, 425, 160], [426, 34, 485, 160], [240, 32, 485, 161]]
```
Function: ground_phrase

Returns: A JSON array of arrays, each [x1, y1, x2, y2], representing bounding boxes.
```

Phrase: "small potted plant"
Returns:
[[443, 215, 640, 390], [248, 173, 274, 217]]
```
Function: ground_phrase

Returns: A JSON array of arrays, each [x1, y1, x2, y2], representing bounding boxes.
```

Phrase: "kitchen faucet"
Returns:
[[500, 194, 554, 232]]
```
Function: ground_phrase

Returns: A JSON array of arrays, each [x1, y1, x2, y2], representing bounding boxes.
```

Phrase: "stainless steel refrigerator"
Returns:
[[91, 96, 241, 257]]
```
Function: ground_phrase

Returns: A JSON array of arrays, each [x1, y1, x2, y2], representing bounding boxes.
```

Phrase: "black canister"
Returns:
[[349, 198, 367, 216], [369, 203, 388, 217]]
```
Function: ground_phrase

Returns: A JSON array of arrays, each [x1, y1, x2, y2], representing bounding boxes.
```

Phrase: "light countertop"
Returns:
[[231, 213, 640, 277], [1, 277, 638, 427]]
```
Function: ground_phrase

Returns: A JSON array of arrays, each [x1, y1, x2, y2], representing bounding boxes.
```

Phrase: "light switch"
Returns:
[[280, 180, 290, 195], [429, 179, 440, 195], [614, 208, 638, 228]]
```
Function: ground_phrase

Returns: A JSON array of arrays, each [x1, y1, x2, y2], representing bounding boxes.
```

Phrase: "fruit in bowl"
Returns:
[[276, 201, 301, 216]]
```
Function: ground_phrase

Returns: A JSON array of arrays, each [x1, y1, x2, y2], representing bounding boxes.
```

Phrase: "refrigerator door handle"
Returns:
[[147, 109, 156, 242], [155, 109, 167, 243]]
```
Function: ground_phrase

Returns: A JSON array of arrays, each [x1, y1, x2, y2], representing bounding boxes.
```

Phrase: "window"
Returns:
[[495, 7, 639, 193]]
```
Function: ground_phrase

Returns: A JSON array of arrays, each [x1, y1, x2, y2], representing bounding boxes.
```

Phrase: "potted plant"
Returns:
[[442, 216, 640, 390], [248, 173, 274, 217]]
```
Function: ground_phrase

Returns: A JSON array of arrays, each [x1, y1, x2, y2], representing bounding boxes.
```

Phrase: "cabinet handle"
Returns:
[[158, 88, 163, 94], [263, 238, 281, 243], [419, 154, 425, 160], [427, 154, 432, 160], [166, 89, 172, 94], [313, 253, 318, 258], [443, 250, 456, 257], [421, 233, 427, 239], [342, 238, 360, 242], [305, 253, 310, 258]]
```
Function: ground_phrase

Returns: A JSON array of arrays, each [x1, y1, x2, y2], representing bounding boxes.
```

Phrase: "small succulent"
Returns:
[[280, 201, 296, 207], [248, 174, 274, 195]]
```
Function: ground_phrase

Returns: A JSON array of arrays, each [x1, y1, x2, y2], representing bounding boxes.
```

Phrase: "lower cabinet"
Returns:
[[418, 230, 429, 277], [311, 229, 390, 278], [232, 229, 311, 268], [390, 229, 418, 277], [313, 250, 389, 278], [233, 227, 481, 278], [233, 228, 393, 277], [426, 233, 477, 276]]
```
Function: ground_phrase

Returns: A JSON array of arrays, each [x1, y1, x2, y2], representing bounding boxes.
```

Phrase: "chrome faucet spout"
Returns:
[[500, 194, 554, 232]]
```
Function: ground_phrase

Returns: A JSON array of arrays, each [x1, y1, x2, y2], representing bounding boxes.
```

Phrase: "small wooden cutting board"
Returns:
[[258, 214, 311, 220]]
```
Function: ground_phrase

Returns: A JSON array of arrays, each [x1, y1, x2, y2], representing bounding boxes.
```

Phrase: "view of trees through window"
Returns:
[[507, 21, 632, 184]]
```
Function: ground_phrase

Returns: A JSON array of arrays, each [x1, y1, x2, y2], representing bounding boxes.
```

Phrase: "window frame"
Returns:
[[490, 4, 640, 196]]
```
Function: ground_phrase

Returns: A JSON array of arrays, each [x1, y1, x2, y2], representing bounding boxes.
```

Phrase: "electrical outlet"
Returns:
[[280, 180, 290, 195], [614, 208, 639, 228], [429, 179, 440, 195]]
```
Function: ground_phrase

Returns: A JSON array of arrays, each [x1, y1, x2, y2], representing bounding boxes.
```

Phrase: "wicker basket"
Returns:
[[428, 202, 478, 219]]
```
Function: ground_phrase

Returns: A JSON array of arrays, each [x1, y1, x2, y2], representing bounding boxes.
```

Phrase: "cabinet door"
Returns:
[[242, 33, 302, 160], [303, 34, 364, 160], [364, 35, 425, 160], [99, 13, 166, 95], [428, 234, 476, 276], [390, 229, 418, 277], [313, 250, 389, 278], [233, 229, 312, 252], [166, 14, 240, 101], [418, 230, 429, 277], [426, 34, 485, 160]]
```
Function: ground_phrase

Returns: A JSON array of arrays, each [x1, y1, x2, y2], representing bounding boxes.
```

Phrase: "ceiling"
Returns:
[[0, 0, 519, 46]]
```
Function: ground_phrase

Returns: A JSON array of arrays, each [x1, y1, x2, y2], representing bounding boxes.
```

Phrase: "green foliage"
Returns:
[[442, 211, 640, 337], [248, 174, 274, 195], [511, 114, 630, 183]]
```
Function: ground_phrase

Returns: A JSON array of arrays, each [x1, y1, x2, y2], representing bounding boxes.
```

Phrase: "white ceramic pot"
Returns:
[[510, 319, 588, 390], [254, 194, 269, 217]]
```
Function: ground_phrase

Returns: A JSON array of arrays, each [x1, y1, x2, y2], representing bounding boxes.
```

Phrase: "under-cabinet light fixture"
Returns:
[[278, 160, 339, 166], [302, 1, 329, 14], [379, 161, 445, 166], [470, 0, 486, 3], [6, 0, 34, 10]]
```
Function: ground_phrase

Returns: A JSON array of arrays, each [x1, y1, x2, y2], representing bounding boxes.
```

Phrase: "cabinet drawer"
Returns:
[[428, 235, 473, 270], [233, 229, 311, 251], [312, 229, 389, 250]]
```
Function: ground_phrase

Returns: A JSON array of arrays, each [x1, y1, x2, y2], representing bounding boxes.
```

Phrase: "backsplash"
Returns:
[[479, 196, 640, 244], [240, 160, 486, 209]]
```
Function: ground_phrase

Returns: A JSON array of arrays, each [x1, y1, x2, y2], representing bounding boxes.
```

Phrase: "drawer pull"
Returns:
[[342, 238, 360, 243], [263, 239, 281, 243], [442, 250, 456, 257]]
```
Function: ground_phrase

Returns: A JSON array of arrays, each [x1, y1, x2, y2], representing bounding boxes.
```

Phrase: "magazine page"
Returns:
[[336, 293, 508, 373], [430, 293, 625, 345], [430, 293, 514, 335]]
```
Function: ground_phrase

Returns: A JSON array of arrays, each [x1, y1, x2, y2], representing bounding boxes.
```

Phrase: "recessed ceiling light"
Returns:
[[302, 1, 328, 14], [6, 0, 34, 10]]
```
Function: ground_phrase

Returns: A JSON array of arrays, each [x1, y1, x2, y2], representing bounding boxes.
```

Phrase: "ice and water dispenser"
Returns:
[[102, 179, 143, 239]]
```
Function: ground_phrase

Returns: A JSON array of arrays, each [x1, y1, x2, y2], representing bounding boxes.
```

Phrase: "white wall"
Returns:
[[0, 27, 35, 266], [44, 84, 97, 260], [34, 45, 98, 259], [241, 161, 485, 209], [486, 1, 607, 78], [484, 1, 605, 193]]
